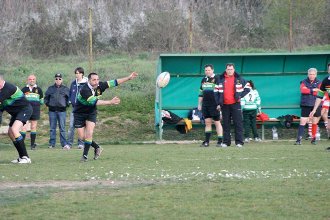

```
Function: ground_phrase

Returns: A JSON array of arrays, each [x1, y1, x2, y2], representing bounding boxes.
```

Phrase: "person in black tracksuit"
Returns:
[[214, 63, 250, 147], [198, 64, 223, 147]]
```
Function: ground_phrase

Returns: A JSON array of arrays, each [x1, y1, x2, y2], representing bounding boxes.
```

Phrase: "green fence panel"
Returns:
[[162, 77, 200, 109], [242, 55, 285, 73], [161, 56, 202, 75], [284, 54, 328, 73], [201, 56, 243, 73]]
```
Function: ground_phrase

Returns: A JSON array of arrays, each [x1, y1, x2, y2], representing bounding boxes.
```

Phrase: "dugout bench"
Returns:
[[155, 52, 330, 140]]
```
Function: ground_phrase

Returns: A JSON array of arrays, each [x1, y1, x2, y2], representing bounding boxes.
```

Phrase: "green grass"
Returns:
[[0, 53, 157, 98], [0, 141, 329, 219], [0, 52, 157, 143]]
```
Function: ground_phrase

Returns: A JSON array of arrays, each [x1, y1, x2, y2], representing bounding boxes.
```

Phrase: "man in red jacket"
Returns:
[[295, 68, 321, 145], [214, 63, 250, 147]]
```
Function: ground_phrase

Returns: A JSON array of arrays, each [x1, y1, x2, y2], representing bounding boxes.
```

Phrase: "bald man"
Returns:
[[21, 74, 44, 150]]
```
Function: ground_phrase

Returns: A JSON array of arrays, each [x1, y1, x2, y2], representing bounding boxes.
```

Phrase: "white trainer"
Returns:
[[244, 138, 250, 143], [77, 144, 84, 149], [220, 143, 228, 148], [11, 158, 20, 164], [62, 145, 71, 150], [236, 144, 243, 148], [17, 156, 31, 164], [255, 137, 262, 142], [94, 147, 103, 160]]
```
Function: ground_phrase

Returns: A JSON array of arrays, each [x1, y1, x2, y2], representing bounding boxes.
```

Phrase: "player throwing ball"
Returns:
[[74, 71, 138, 162]]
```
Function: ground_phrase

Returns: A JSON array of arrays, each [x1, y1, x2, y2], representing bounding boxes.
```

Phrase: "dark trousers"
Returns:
[[243, 109, 259, 138], [222, 102, 244, 145]]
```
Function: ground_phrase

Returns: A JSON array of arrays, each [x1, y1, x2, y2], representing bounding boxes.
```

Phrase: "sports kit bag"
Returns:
[[256, 112, 270, 122]]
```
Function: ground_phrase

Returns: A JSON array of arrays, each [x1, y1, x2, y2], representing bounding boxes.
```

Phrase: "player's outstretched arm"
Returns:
[[116, 72, 138, 85], [96, 96, 121, 106]]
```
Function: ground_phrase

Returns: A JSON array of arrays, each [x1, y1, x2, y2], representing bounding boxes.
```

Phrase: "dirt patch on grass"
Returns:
[[0, 180, 135, 190]]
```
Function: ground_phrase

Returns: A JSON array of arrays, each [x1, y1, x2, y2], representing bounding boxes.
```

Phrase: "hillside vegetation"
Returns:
[[1, 0, 329, 63]]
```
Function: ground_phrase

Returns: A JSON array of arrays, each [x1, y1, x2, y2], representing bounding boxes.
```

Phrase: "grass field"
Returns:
[[1, 50, 330, 219], [0, 141, 329, 220]]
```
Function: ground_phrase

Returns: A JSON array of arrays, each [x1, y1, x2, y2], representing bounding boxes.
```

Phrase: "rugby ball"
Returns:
[[157, 72, 170, 88]]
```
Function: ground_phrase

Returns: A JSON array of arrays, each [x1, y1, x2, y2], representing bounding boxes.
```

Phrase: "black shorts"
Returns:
[[301, 106, 321, 117], [29, 107, 40, 120], [202, 105, 220, 121], [9, 105, 33, 127], [74, 113, 97, 128]]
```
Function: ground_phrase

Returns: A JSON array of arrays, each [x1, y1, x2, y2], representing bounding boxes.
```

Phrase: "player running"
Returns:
[[0, 74, 33, 163]]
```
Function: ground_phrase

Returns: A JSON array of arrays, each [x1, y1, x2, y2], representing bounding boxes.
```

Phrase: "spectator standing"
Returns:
[[20, 74, 44, 150], [67, 67, 87, 149], [198, 64, 223, 147], [295, 68, 321, 145], [44, 73, 70, 149], [214, 63, 250, 147], [0, 74, 32, 163], [241, 80, 261, 142]]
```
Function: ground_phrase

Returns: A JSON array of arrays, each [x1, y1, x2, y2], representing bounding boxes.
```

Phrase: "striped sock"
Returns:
[[83, 139, 92, 157], [15, 135, 28, 158], [308, 122, 312, 137], [297, 125, 305, 141], [312, 124, 317, 139], [205, 131, 212, 143], [12, 141, 23, 158], [217, 136, 223, 144], [30, 131, 37, 146], [91, 141, 100, 149], [20, 131, 26, 140]]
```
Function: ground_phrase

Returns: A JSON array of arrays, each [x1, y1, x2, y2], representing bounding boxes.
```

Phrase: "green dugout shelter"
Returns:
[[155, 52, 330, 140]]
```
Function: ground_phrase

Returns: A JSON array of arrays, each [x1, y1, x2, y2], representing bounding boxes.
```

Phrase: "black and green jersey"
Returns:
[[74, 80, 118, 114], [0, 82, 30, 115], [199, 75, 217, 106], [317, 76, 330, 99], [21, 85, 44, 107]]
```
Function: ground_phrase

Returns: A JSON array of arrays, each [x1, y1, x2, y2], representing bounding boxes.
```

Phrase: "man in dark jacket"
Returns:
[[67, 67, 87, 149], [214, 63, 250, 147], [295, 68, 321, 145], [44, 73, 70, 149]]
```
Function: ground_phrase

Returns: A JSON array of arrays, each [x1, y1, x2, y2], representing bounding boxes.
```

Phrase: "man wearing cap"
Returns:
[[44, 73, 70, 149]]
